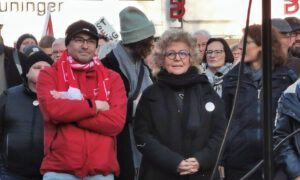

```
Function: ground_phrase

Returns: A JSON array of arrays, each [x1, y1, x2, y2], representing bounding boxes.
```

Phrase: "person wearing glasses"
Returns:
[[221, 24, 297, 180], [193, 30, 211, 61], [231, 43, 241, 65], [36, 20, 127, 180], [133, 29, 226, 180], [51, 38, 66, 62], [272, 18, 300, 77], [202, 38, 234, 97], [285, 17, 300, 49], [284, 17, 300, 77]]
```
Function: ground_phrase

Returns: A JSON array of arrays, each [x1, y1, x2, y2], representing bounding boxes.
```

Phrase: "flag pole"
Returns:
[[42, 6, 54, 37]]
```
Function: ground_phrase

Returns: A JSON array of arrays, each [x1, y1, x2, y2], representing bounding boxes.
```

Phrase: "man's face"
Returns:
[[278, 33, 291, 53], [42, 48, 52, 57], [194, 34, 209, 60], [52, 42, 66, 61], [67, 33, 97, 64], [291, 30, 300, 48]]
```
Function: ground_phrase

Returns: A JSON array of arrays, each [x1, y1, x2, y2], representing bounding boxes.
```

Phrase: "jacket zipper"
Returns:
[[257, 88, 262, 143]]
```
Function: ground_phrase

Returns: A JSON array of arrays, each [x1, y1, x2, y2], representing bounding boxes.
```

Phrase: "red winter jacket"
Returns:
[[36, 62, 127, 178]]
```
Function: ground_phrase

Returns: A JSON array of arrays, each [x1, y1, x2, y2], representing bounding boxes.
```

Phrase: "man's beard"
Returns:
[[290, 46, 300, 58], [292, 40, 300, 48]]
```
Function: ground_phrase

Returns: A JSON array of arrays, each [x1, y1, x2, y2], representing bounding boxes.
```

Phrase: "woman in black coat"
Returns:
[[134, 29, 227, 180], [0, 50, 53, 180]]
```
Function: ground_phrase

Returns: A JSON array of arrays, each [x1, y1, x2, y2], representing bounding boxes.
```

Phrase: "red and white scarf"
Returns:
[[56, 50, 110, 101]]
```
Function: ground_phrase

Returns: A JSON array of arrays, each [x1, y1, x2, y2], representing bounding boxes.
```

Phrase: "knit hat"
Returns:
[[271, 18, 292, 33], [23, 50, 53, 77], [23, 44, 43, 57], [65, 20, 99, 46], [285, 17, 300, 32], [119, 6, 155, 44], [16, 33, 38, 50]]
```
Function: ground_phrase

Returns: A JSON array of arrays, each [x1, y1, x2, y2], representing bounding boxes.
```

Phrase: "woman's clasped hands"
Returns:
[[177, 157, 200, 175]]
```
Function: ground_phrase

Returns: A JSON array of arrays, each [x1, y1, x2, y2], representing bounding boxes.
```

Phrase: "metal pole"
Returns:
[[262, 0, 273, 179]]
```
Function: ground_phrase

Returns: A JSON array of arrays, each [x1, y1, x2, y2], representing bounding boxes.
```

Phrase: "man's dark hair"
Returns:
[[39, 35, 55, 48], [124, 36, 154, 59]]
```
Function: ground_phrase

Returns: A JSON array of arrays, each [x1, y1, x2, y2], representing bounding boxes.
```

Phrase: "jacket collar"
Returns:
[[278, 80, 300, 122]]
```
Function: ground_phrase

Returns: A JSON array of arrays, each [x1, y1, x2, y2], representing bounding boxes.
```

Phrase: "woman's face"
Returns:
[[26, 61, 51, 92], [164, 41, 191, 75], [206, 41, 225, 72], [20, 38, 37, 53], [243, 37, 261, 63]]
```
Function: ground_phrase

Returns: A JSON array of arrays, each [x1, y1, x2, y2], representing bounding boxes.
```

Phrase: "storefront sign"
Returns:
[[170, 0, 185, 18], [285, 0, 299, 14]]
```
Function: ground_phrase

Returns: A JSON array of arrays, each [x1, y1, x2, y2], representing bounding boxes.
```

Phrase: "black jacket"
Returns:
[[134, 70, 226, 180], [0, 84, 43, 180], [102, 51, 153, 180], [222, 64, 297, 171]]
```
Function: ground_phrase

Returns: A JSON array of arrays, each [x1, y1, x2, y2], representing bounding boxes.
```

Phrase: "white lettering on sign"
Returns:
[[95, 17, 119, 41]]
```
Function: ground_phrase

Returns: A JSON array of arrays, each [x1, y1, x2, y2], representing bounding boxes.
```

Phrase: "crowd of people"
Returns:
[[1, 5, 300, 180]]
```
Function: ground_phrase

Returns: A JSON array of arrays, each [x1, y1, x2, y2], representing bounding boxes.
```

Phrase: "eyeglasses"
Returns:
[[280, 33, 291, 39], [232, 52, 241, 56], [197, 42, 207, 48], [71, 37, 97, 46], [290, 32, 300, 37], [206, 50, 224, 56], [52, 50, 64, 54], [165, 50, 190, 60]]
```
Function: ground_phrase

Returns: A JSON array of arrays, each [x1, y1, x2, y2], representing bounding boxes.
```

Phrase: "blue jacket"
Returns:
[[274, 79, 300, 179], [222, 64, 296, 170]]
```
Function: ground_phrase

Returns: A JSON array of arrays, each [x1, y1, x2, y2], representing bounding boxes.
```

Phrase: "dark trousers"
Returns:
[[115, 126, 135, 180], [224, 167, 263, 180], [0, 175, 21, 180]]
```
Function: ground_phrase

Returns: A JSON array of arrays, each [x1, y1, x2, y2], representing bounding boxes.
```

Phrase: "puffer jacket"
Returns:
[[36, 63, 127, 178], [222, 63, 296, 170], [0, 84, 44, 180], [274, 79, 300, 179]]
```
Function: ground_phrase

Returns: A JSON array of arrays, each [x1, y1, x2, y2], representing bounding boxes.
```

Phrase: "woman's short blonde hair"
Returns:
[[150, 29, 201, 76]]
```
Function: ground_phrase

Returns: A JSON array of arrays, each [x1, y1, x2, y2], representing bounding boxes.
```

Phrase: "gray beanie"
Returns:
[[119, 6, 155, 44], [271, 18, 292, 33]]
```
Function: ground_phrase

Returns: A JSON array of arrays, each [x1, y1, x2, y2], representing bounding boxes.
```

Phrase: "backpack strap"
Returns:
[[12, 50, 22, 75]]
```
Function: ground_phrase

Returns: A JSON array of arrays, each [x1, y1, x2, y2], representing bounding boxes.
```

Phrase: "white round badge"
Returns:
[[33, 100, 39, 106], [205, 102, 215, 112]]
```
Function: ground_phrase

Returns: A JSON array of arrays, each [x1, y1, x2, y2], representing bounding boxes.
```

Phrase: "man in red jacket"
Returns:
[[36, 20, 127, 180]]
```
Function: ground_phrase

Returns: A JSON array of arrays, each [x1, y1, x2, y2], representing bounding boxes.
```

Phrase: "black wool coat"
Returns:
[[134, 77, 226, 180]]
